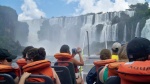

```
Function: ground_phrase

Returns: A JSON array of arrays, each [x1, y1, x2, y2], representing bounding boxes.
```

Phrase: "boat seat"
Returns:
[[0, 74, 15, 84], [54, 61, 76, 84], [86, 66, 97, 84], [25, 74, 54, 84], [52, 66, 73, 84]]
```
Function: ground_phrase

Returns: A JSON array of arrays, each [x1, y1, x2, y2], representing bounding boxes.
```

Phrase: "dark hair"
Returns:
[[22, 46, 34, 58], [27, 47, 46, 61], [6, 59, 12, 62], [60, 45, 70, 54]]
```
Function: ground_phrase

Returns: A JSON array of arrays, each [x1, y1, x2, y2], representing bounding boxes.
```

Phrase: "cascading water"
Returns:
[[135, 22, 140, 37], [80, 15, 93, 46], [25, 19, 54, 55], [111, 24, 118, 41], [141, 19, 150, 40], [124, 10, 135, 17], [123, 24, 127, 42], [25, 19, 44, 45], [24, 10, 137, 55]]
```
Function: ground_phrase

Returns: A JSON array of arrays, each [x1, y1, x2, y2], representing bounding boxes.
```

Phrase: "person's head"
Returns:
[[22, 46, 34, 58], [100, 49, 111, 60], [60, 44, 70, 54], [118, 44, 128, 62], [26, 47, 46, 63], [127, 37, 150, 62], [0, 48, 17, 65], [112, 42, 121, 54]]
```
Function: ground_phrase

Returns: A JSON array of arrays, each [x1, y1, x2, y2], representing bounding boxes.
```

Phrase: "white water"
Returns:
[[141, 19, 150, 40], [135, 22, 140, 37], [123, 24, 126, 42], [24, 19, 54, 55], [24, 10, 136, 55]]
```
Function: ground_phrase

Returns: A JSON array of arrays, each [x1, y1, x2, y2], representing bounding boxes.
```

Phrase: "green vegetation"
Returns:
[[126, 2, 150, 40]]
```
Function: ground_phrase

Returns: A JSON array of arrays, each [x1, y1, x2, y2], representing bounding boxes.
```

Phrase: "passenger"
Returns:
[[22, 47, 60, 84], [0, 48, 19, 84], [17, 46, 34, 67], [16, 46, 34, 75], [93, 49, 115, 72], [99, 44, 128, 83], [54, 44, 84, 84], [111, 42, 121, 61], [118, 37, 150, 84], [86, 49, 115, 84]]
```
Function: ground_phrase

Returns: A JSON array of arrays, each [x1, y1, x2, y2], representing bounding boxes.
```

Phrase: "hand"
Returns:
[[77, 47, 82, 54], [21, 72, 31, 79]]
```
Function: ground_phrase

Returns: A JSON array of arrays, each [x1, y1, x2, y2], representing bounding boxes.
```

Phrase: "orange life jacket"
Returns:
[[54, 53, 79, 73], [93, 59, 116, 72], [16, 58, 27, 75], [54, 53, 72, 61], [0, 65, 19, 79], [108, 62, 125, 77], [16, 58, 27, 67], [23, 60, 54, 82], [118, 61, 150, 84]]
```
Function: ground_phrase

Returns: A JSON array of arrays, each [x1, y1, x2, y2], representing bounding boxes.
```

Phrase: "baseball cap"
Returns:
[[0, 48, 17, 59], [127, 37, 150, 62], [112, 42, 121, 50]]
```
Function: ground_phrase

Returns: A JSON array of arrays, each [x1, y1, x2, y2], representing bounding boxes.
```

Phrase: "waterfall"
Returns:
[[80, 15, 93, 46], [141, 19, 150, 40], [135, 22, 140, 37], [124, 10, 134, 17], [123, 24, 126, 42], [25, 19, 44, 45], [112, 24, 118, 41], [24, 10, 136, 55], [100, 23, 118, 42], [25, 19, 55, 55]]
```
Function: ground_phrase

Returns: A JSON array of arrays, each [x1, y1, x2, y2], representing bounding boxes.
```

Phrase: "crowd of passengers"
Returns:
[[0, 37, 150, 84]]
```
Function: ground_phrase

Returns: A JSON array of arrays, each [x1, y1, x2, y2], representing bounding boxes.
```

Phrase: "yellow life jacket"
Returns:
[[111, 55, 119, 61]]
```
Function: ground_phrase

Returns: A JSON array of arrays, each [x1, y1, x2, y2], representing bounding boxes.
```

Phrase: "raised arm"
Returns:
[[18, 72, 31, 84], [72, 47, 84, 66]]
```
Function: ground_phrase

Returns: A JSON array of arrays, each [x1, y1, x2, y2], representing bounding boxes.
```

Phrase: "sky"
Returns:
[[0, 0, 150, 21]]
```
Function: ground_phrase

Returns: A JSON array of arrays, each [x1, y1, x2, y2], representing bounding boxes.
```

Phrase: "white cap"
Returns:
[[112, 42, 121, 50]]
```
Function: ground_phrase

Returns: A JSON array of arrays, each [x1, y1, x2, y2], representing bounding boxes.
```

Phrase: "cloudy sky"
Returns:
[[0, 0, 150, 21]]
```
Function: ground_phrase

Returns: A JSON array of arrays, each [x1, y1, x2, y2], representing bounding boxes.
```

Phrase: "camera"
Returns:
[[72, 48, 82, 54], [72, 48, 77, 54]]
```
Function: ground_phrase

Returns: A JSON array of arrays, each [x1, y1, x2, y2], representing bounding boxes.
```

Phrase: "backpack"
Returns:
[[86, 66, 97, 84]]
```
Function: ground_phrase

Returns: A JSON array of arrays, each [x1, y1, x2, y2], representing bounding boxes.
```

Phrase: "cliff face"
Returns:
[[0, 6, 18, 39], [0, 5, 29, 45], [0, 6, 29, 55]]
